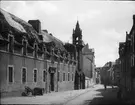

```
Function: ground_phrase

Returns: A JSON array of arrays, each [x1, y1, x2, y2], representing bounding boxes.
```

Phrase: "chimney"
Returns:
[[43, 29, 48, 33], [133, 15, 135, 25], [28, 20, 41, 33]]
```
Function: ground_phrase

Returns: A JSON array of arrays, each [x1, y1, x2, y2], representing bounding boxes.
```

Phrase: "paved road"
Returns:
[[64, 85, 126, 105], [1, 84, 131, 105]]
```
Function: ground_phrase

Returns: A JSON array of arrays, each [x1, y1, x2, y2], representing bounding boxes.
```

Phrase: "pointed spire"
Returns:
[[76, 20, 80, 30]]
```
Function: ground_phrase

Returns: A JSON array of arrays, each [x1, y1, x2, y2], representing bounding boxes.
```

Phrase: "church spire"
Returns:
[[75, 20, 80, 31], [72, 20, 82, 45]]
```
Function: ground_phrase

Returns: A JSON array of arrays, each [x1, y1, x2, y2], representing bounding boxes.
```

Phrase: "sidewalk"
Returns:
[[1, 85, 96, 104]]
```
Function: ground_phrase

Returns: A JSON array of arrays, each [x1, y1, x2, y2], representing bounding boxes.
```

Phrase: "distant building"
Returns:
[[82, 43, 96, 86], [0, 9, 77, 97], [95, 67, 102, 84], [100, 61, 115, 85]]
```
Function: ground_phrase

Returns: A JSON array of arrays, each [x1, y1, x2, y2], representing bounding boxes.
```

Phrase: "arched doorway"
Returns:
[[49, 67, 56, 91]]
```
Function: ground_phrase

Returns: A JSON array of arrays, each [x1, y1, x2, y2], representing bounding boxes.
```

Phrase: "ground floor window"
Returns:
[[43, 70, 47, 82], [63, 72, 65, 81], [72, 73, 74, 81], [22, 67, 27, 83], [33, 69, 37, 82], [68, 72, 70, 81], [8, 66, 14, 83], [58, 71, 60, 81]]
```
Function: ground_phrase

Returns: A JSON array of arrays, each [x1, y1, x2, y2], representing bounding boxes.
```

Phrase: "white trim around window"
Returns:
[[7, 65, 14, 84], [21, 67, 27, 84]]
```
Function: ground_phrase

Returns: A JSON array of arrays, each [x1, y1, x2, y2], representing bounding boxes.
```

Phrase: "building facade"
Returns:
[[72, 21, 85, 90], [118, 15, 135, 100], [95, 67, 102, 84], [0, 9, 77, 97], [100, 61, 115, 86], [82, 43, 96, 86]]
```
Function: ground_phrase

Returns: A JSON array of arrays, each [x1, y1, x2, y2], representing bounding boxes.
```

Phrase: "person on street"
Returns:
[[104, 83, 107, 90]]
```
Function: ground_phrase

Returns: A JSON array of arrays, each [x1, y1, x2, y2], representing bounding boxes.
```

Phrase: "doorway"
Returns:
[[50, 73, 54, 91]]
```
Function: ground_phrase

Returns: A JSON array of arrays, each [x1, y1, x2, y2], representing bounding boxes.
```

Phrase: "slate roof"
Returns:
[[0, 8, 66, 51]]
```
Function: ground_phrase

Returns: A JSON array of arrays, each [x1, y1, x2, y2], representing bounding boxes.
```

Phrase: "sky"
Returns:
[[1, 0, 135, 67]]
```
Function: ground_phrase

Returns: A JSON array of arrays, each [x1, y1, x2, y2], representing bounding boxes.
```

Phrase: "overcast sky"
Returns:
[[1, 0, 135, 67]]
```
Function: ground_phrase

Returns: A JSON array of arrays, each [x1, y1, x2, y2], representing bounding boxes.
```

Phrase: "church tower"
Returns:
[[73, 21, 85, 90], [72, 21, 82, 45]]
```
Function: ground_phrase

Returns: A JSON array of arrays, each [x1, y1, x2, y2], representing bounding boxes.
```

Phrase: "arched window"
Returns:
[[33, 69, 37, 82], [43, 70, 47, 82], [58, 71, 60, 82], [22, 67, 27, 83], [68, 72, 70, 81]]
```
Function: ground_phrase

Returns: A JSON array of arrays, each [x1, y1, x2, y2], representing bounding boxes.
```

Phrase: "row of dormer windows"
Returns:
[[0, 35, 76, 64]]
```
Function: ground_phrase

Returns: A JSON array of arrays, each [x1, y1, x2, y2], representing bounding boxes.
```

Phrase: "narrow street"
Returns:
[[65, 85, 125, 105], [1, 84, 129, 105]]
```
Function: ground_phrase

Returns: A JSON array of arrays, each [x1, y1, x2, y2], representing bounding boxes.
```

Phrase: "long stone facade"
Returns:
[[0, 8, 76, 97]]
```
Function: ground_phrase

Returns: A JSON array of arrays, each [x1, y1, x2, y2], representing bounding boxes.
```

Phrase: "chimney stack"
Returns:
[[28, 20, 41, 33]]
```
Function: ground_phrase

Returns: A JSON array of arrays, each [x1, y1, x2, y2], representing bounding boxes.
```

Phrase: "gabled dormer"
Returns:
[[34, 41, 38, 58], [8, 33, 14, 53], [22, 37, 27, 56]]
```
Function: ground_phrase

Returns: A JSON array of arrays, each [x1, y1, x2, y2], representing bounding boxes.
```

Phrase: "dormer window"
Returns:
[[52, 48, 54, 56], [63, 53, 66, 58], [8, 35, 14, 53], [57, 50, 60, 56], [34, 44, 37, 58], [43, 47, 46, 59], [23, 40, 27, 56]]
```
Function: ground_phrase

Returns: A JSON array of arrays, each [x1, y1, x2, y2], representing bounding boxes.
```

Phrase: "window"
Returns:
[[58, 71, 60, 82], [68, 72, 70, 81], [8, 66, 14, 83], [33, 69, 37, 82], [72, 73, 74, 81], [34, 45, 37, 58], [9, 36, 14, 53], [23, 40, 27, 55], [22, 68, 27, 83], [43, 70, 47, 82], [63, 72, 65, 81]]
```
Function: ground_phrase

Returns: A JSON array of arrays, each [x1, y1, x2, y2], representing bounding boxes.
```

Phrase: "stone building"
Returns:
[[72, 21, 85, 90], [82, 43, 96, 86], [0, 9, 77, 97], [118, 15, 135, 100], [95, 67, 102, 84]]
